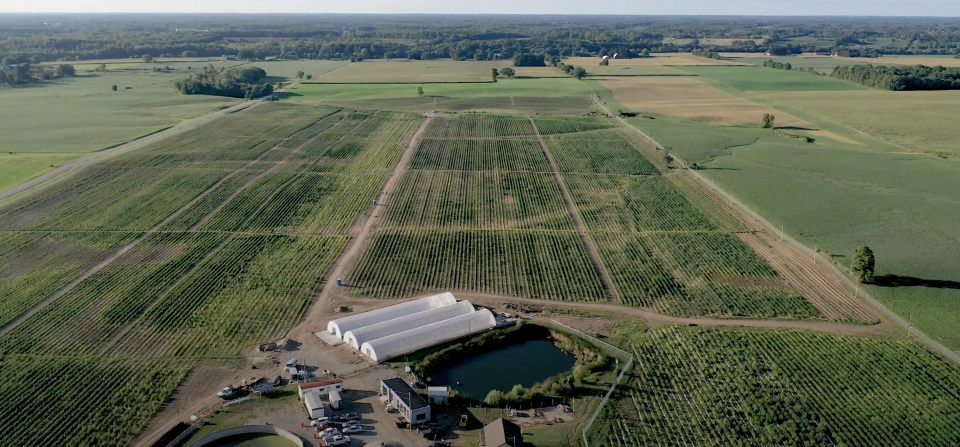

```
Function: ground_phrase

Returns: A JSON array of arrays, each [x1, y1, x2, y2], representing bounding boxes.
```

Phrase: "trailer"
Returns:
[[329, 390, 343, 410], [304, 392, 326, 419]]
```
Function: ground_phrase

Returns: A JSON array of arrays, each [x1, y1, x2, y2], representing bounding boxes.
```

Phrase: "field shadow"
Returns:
[[873, 274, 960, 290], [776, 126, 816, 131]]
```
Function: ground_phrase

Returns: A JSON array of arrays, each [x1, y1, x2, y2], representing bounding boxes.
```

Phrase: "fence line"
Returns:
[[546, 320, 633, 447], [594, 97, 960, 369]]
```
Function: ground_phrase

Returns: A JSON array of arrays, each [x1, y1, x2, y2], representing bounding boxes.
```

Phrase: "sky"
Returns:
[[2, 0, 960, 16]]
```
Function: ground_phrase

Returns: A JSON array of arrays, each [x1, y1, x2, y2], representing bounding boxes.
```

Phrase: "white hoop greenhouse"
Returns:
[[359, 309, 497, 362], [343, 300, 476, 349], [326, 292, 456, 338]]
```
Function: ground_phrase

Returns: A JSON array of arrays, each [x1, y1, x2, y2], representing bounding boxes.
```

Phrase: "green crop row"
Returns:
[[347, 230, 607, 301], [424, 113, 534, 139], [411, 138, 550, 172], [384, 170, 574, 231], [590, 327, 960, 447]]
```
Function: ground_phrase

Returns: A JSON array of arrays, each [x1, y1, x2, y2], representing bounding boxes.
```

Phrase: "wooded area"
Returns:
[[1, 14, 960, 64], [830, 64, 960, 90]]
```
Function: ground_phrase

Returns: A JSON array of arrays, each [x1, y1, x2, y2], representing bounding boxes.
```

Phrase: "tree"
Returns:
[[142, 54, 154, 63], [664, 154, 674, 167], [416, 86, 424, 97], [96, 63, 107, 72], [296, 71, 305, 80], [691, 162, 699, 170], [111, 85, 118, 91], [491, 68, 499, 81], [852, 246, 876, 283], [181, 51, 197, 58], [640, 49, 651, 58], [483, 389, 503, 406], [573, 66, 588, 79], [276, 82, 284, 90], [305, 74, 312, 80], [761, 113, 776, 128], [600, 58, 609, 66], [501, 67, 515, 77], [55, 64, 75, 77]]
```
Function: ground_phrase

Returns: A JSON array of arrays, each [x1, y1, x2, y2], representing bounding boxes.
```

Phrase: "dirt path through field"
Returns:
[[0, 84, 300, 203], [455, 293, 893, 336], [131, 365, 231, 447], [0, 134, 293, 338], [287, 114, 433, 341], [528, 117, 619, 303]]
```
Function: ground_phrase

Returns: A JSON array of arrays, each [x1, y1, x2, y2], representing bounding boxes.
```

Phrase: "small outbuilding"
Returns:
[[304, 392, 326, 419], [380, 377, 430, 424], [483, 418, 522, 447], [427, 386, 448, 405], [298, 378, 343, 399]]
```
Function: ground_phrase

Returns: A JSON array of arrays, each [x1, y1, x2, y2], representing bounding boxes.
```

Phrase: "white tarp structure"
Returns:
[[343, 300, 476, 349], [326, 292, 456, 338], [360, 309, 497, 362]]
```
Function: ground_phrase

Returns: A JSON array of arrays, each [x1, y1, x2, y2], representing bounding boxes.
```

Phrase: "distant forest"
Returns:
[[2, 14, 960, 65], [830, 64, 960, 90]]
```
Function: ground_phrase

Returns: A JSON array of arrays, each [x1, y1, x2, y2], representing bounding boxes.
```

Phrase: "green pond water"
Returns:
[[432, 339, 575, 400]]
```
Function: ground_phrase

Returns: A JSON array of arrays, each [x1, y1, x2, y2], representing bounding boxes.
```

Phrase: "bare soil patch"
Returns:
[[600, 77, 813, 127], [567, 54, 749, 67]]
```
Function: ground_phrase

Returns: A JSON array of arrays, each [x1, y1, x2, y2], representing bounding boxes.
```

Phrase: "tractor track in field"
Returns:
[[0, 137, 292, 338], [287, 113, 434, 342], [0, 84, 300, 204], [98, 114, 368, 355], [528, 117, 620, 304]]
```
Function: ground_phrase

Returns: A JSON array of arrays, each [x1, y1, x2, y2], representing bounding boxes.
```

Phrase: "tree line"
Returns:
[[0, 63, 75, 85], [173, 65, 273, 98], [830, 64, 960, 90], [3, 15, 960, 66]]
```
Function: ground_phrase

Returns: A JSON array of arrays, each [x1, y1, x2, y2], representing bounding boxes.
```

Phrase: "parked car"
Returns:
[[341, 420, 361, 427], [338, 412, 359, 421], [322, 434, 351, 446], [319, 427, 340, 437], [216, 386, 234, 398], [342, 425, 363, 434]]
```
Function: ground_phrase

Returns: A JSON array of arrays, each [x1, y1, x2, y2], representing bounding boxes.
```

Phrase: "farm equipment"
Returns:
[[258, 341, 278, 352]]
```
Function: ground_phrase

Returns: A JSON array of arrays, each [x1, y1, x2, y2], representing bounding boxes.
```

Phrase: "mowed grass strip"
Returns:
[[346, 230, 606, 301], [310, 60, 503, 83], [677, 65, 867, 91]]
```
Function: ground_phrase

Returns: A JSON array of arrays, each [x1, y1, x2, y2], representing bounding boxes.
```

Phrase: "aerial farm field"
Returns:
[[310, 59, 504, 83], [3, 54, 960, 447], [566, 54, 749, 66]]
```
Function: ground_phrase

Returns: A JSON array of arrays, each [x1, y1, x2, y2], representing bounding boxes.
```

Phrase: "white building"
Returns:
[[327, 292, 456, 338], [427, 386, 448, 405], [359, 309, 497, 362], [342, 300, 475, 349], [304, 392, 326, 419], [381, 377, 430, 424]]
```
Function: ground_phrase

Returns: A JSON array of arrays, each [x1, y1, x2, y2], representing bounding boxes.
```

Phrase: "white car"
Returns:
[[320, 427, 340, 437], [342, 425, 363, 434], [323, 435, 351, 446], [341, 420, 361, 427], [310, 417, 332, 427], [216, 386, 234, 398]]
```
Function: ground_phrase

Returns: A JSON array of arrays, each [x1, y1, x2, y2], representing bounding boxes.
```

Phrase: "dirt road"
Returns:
[[287, 114, 434, 341], [528, 117, 619, 303]]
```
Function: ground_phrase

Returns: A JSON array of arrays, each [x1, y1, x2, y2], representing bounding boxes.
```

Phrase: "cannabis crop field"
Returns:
[[345, 113, 868, 321], [0, 102, 422, 446], [590, 326, 960, 447]]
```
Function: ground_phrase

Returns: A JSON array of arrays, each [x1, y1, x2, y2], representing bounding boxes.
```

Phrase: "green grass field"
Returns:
[[758, 90, 960, 157], [588, 65, 691, 76], [725, 55, 878, 73], [632, 117, 960, 350], [678, 65, 867, 91], [0, 152, 85, 192], [285, 77, 595, 101]]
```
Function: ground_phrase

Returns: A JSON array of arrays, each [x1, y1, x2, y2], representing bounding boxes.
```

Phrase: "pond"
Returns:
[[432, 339, 576, 400]]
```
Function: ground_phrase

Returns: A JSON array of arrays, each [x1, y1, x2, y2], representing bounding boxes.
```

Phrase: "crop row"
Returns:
[[511, 96, 595, 116], [543, 130, 660, 175], [593, 232, 817, 318], [410, 138, 550, 172], [347, 230, 607, 301], [532, 116, 617, 136], [0, 356, 191, 447], [424, 114, 534, 139], [383, 170, 574, 231], [565, 174, 719, 233], [590, 327, 960, 447], [0, 232, 227, 356]]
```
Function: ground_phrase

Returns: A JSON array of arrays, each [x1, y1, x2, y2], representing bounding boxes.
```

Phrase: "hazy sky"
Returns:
[[2, 0, 960, 16]]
